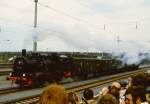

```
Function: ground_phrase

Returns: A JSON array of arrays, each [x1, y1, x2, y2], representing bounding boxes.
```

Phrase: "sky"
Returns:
[[0, 0, 150, 54]]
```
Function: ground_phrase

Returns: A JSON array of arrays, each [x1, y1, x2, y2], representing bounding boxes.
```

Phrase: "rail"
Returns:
[[0, 63, 12, 68]]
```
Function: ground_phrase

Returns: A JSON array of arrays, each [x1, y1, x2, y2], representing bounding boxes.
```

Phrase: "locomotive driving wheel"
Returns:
[[54, 71, 63, 82], [33, 72, 45, 87]]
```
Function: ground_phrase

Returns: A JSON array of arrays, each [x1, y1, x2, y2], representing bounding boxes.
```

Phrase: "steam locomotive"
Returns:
[[9, 50, 139, 87]]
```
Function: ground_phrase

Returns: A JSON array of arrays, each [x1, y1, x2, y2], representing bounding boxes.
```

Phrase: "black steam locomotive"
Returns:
[[9, 50, 139, 87]]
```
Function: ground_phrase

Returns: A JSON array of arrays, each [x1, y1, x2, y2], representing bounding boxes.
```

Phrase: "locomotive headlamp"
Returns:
[[9, 73, 12, 76], [23, 73, 26, 77], [18, 61, 23, 65]]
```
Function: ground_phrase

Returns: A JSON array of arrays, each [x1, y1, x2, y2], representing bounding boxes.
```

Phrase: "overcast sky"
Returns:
[[0, 0, 150, 53]]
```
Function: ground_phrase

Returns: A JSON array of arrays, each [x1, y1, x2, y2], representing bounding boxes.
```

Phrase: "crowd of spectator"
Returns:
[[39, 71, 150, 104]]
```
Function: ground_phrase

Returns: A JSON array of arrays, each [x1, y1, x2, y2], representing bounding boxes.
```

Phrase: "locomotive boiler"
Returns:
[[9, 50, 139, 87]]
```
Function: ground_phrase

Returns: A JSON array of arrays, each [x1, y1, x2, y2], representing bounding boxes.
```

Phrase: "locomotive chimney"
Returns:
[[22, 49, 26, 57], [33, 41, 37, 52]]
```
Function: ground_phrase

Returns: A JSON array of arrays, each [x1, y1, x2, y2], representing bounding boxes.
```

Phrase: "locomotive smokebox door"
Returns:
[[22, 49, 26, 57]]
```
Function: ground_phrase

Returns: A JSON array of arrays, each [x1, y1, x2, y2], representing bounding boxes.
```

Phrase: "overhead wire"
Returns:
[[35, 1, 150, 48], [69, 0, 150, 32], [37, 1, 145, 32], [6, 0, 149, 45], [37, 2, 105, 30], [27, 0, 150, 32], [38, 2, 82, 22]]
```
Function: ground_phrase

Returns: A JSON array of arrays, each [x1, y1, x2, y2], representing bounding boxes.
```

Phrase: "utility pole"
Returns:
[[34, 0, 38, 28], [117, 35, 121, 45], [116, 35, 121, 53], [0, 26, 1, 32], [104, 24, 106, 30], [136, 21, 138, 29], [33, 0, 38, 52]]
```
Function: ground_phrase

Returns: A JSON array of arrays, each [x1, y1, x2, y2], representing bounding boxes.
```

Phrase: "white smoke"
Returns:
[[113, 50, 150, 65], [22, 21, 150, 64]]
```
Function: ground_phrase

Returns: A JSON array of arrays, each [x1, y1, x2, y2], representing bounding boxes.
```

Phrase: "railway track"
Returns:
[[0, 70, 11, 76], [3, 66, 149, 104], [0, 87, 20, 95], [0, 87, 33, 95]]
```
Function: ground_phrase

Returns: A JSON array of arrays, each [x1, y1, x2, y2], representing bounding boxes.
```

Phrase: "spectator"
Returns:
[[124, 86, 146, 104], [98, 82, 121, 103], [39, 84, 68, 104], [111, 82, 121, 90], [145, 87, 150, 104], [68, 92, 80, 104], [132, 73, 148, 103], [100, 86, 110, 96], [132, 73, 146, 87], [145, 75, 150, 103], [109, 81, 121, 102], [120, 81, 128, 90], [83, 88, 94, 100], [145, 94, 150, 104], [127, 77, 133, 88], [82, 88, 96, 104], [119, 81, 128, 104], [97, 93, 119, 104], [146, 75, 150, 86], [108, 86, 120, 101]]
